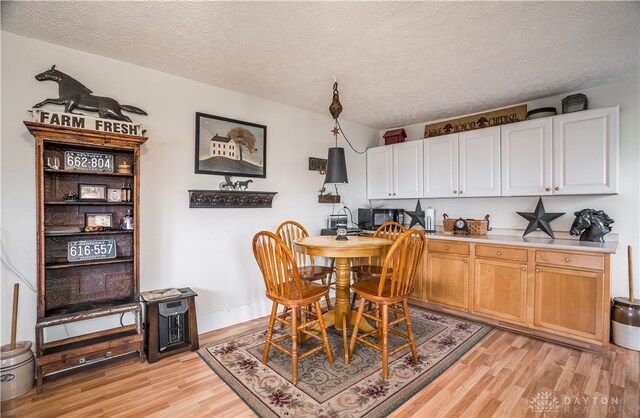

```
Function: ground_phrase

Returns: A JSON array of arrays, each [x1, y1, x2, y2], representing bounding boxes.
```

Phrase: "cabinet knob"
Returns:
[[564, 258, 571, 262], [521, 266, 526, 271], [393, 193, 396, 196], [497, 251, 502, 255], [444, 246, 449, 250], [459, 190, 463, 195], [453, 190, 457, 194], [545, 187, 550, 192], [388, 193, 392, 196], [464, 260, 468, 264], [535, 268, 540, 273], [555, 187, 560, 191]]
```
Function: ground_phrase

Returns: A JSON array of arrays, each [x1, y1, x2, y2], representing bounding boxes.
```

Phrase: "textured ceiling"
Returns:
[[1, 1, 638, 129]]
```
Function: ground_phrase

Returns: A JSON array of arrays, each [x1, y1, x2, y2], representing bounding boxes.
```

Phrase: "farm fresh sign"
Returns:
[[424, 105, 527, 138], [31, 109, 143, 136]]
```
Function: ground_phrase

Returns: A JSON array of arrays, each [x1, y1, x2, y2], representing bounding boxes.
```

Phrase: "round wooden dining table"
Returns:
[[293, 235, 392, 362]]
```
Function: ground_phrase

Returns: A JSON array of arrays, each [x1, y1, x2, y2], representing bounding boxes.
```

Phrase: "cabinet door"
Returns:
[[423, 134, 458, 198], [473, 258, 528, 324], [534, 265, 604, 341], [553, 106, 619, 195], [459, 127, 501, 197], [501, 119, 552, 196], [426, 252, 469, 310], [366, 146, 393, 199], [393, 141, 423, 198]]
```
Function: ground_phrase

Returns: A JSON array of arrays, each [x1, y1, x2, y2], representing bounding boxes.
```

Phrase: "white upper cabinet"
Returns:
[[459, 127, 501, 197], [553, 106, 619, 195], [501, 118, 553, 196], [367, 141, 423, 199], [370, 106, 619, 199], [424, 127, 500, 198], [366, 145, 393, 199], [393, 141, 424, 199], [423, 134, 458, 198]]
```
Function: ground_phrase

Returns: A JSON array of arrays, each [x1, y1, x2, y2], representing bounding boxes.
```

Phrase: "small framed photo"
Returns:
[[108, 188, 122, 202], [85, 212, 114, 228], [78, 184, 107, 201]]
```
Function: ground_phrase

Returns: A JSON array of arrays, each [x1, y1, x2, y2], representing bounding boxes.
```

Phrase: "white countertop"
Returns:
[[363, 228, 618, 254]]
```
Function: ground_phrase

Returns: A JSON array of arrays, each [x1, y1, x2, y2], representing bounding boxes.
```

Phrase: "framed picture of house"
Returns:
[[194, 112, 267, 178]]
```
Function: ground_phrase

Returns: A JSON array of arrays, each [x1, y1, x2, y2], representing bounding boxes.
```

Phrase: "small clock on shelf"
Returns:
[[452, 218, 469, 235]]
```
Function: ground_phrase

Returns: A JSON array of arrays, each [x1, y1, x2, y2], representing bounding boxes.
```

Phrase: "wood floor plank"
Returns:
[[2, 321, 638, 418]]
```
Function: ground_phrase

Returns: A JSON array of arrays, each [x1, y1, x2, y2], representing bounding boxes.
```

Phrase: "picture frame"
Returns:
[[107, 188, 122, 202], [78, 184, 107, 201], [195, 112, 267, 178], [85, 212, 114, 228]]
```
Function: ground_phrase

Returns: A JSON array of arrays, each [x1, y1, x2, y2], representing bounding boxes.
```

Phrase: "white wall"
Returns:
[[0, 32, 379, 345], [371, 77, 640, 301]]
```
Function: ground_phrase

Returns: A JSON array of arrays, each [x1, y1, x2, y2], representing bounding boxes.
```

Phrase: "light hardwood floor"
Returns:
[[2, 316, 638, 418]]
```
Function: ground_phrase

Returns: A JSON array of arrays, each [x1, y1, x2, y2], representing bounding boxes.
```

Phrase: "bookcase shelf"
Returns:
[[26, 121, 147, 393]]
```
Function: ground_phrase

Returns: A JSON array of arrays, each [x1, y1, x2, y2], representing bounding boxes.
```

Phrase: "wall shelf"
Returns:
[[188, 190, 277, 208]]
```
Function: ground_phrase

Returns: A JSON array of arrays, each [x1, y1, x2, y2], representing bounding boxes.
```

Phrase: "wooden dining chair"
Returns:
[[350, 221, 406, 308], [276, 220, 334, 309], [252, 231, 334, 385], [347, 229, 426, 380]]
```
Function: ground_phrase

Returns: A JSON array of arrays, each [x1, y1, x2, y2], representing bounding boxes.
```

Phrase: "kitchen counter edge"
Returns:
[[362, 230, 617, 254]]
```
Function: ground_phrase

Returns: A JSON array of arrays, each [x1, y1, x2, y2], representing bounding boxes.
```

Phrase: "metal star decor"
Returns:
[[517, 197, 564, 238], [406, 201, 425, 229]]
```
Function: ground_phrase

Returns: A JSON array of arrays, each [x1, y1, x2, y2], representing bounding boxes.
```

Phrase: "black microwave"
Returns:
[[357, 208, 404, 231]]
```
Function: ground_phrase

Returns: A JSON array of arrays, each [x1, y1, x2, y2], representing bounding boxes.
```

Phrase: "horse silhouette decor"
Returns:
[[33, 65, 147, 122], [570, 209, 614, 242]]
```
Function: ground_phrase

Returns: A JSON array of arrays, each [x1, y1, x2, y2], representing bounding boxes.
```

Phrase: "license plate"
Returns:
[[68, 239, 117, 262], [64, 151, 114, 172]]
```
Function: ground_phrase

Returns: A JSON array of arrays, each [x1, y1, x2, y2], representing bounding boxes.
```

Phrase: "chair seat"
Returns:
[[268, 280, 329, 307], [352, 278, 409, 304], [350, 265, 391, 280], [296, 265, 334, 281]]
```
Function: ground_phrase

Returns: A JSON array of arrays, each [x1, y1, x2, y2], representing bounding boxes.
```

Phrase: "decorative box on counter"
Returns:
[[383, 128, 406, 145]]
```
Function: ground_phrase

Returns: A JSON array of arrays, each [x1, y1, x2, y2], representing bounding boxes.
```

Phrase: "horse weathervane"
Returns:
[[33, 65, 147, 122]]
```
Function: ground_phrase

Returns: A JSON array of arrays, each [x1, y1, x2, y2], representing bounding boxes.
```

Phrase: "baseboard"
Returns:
[[197, 299, 272, 334], [196, 292, 337, 334]]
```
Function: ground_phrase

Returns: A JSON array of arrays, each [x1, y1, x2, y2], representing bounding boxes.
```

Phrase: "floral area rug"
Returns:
[[197, 306, 491, 418]]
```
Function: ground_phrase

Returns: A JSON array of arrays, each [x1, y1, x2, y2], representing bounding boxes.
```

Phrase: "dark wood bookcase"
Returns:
[[26, 122, 147, 393]]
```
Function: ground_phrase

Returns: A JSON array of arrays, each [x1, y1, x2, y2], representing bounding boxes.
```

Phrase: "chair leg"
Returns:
[[291, 307, 298, 385], [350, 272, 362, 310], [403, 299, 418, 362], [381, 303, 389, 380], [315, 301, 333, 365], [279, 306, 289, 328], [263, 302, 278, 364], [348, 297, 367, 364], [320, 275, 333, 310]]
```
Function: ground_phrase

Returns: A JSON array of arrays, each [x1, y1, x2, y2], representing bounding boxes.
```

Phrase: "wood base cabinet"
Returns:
[[425, 240, 470, 311], [411, 239, 612, 353], [27, 122, 147, 392], [473, 258, 528, 325], [534, 251, 608, 345]]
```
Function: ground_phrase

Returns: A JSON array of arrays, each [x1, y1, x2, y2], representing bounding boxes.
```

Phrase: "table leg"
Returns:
[[324, 256, 375, 333], [333, 257, 351, 330]]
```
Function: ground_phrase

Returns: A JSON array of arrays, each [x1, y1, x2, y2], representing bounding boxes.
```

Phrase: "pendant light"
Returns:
[[324, 81, 348, 184]]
